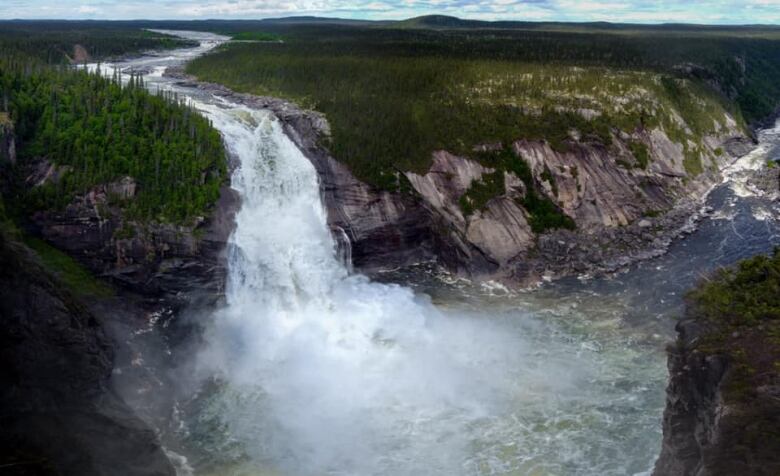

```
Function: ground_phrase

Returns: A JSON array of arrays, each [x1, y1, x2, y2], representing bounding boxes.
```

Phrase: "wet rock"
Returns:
[[0, 232, 174, 476]]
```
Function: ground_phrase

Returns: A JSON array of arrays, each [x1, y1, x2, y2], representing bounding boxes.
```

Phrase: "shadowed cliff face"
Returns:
[[263, 89, 756, 284], [654, 250, 780, 476], [25, 181, 238, 308], [0, 231, 174, 476]]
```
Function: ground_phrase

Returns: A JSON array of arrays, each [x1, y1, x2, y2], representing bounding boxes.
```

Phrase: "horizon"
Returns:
[[2, 1, 780, 26], [2, 14, 780, 28]]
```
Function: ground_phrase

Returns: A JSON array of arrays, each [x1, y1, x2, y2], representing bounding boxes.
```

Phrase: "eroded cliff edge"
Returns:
[[0, 230, 175, 476], [167, 67, 758, 285], [654, 249, 780, 476]]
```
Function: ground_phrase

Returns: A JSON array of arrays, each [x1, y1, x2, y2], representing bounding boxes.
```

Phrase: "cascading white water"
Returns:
[[191, 102, 561, 475], [96, 31, 780, 476]]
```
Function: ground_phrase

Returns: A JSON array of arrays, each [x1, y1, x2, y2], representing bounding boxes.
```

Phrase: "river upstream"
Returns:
[[92, 32, 780, 476]]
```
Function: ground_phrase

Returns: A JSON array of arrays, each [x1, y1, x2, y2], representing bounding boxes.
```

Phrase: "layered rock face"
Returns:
[[168, 67, 756, 284], [654, 318, 780, 476], [26, 173, 237, 306], [654, 249, 780, 476], [0, 231, 174, 476], [271, 96, 754, 283]]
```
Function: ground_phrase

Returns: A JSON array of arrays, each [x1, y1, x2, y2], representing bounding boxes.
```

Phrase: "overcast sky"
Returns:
[[2, 0, 779, 24]]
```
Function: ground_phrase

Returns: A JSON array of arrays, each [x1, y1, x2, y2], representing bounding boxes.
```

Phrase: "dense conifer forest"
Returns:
[[185, 21, 780, 190], [0, 22, 195, 63], [0, 26, 226, 224]]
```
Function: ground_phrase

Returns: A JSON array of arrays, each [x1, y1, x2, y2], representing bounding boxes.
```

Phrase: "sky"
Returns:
[[2, 0, 780, 25]]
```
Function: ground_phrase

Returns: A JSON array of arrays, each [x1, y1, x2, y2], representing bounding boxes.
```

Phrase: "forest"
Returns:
[[687, 247, 780, 404], [185, 21, 780, 190], [0, 25, 226, 224], [0, 22, 195, 64]]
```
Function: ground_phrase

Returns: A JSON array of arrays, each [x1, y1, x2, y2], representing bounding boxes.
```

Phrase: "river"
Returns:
[[92, 31, 780, 476]]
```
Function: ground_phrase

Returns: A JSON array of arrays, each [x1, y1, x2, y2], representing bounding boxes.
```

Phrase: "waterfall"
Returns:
[[89, 30, 780, 476], [332, 225, 354, 273], [189, 101, 545, 475]]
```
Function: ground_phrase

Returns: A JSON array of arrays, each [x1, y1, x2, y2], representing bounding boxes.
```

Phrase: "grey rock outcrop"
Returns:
[[28, 179, 238, 307], [168, 67, 755, 285], [25, 158, 73, 187], [653, 319, 780, 476], [0, 231, 175, 476], [0, 116, 15, 166]]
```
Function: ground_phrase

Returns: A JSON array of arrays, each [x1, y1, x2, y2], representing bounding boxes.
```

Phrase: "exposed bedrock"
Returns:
[[0, 232, 175, 476], [0, 118, 16, 167], [653, 318, 780, 476], [25, 170, 238, 307], [258, 87, 756, 284], [23, 66, 759, 292]]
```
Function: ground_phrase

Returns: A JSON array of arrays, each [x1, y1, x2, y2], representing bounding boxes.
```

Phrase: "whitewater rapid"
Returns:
[[94, 31, 780, 476], [183, 94, 670, 476], [189, 102, 552, 475]]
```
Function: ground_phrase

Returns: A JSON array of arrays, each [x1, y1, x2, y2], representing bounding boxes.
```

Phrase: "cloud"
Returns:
[[77, 5, 101, 14], [1, 0, 778, 24]]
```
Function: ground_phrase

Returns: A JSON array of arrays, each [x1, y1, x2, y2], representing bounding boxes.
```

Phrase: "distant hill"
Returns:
[[258, 16, 378, 26], [390, 14, 780, 34]]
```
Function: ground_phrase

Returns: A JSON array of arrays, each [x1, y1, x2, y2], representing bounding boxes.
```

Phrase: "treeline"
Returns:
[[1, 53, 226, 224], [260, 24, 780, 125], [0, 22, 194, 65], [186, 27, 742, 189]]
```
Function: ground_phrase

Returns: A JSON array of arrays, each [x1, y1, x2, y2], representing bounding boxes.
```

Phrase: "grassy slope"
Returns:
[[0, 198, 113, 298], [22, 236, 114, 298]]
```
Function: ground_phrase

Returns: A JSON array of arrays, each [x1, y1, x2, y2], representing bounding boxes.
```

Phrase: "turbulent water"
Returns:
[[97, 32, 780, 476]]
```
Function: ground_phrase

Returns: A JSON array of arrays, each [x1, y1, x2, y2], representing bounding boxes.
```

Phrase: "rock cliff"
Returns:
[[0, 230, 175, 476], [653, 250, 780, 476], [25, 173, 237, 307], [169, 67, 757, 285]]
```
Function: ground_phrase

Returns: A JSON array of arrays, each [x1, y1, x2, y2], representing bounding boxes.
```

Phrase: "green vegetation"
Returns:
[[521, 191, 576, 233], [629, 141, 650, 169], [231, 31, 283, 42], [690, 249, 780, 327], [683, 147, 705, 176], [0, 22, 194, 64], [186, 23, 772, 191], [687, 249, 780, 402], [22, 235, 114, 297], [459, 170, 505, 216], [0, 63, 226, 223], [0, 31, 227, 224], [0, 204, 112, 298], [462, 147, 575, 232]]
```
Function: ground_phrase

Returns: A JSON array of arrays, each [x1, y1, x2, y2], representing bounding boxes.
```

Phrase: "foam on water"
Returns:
[[92, 31, 780, 476], [188, 104, 537, 473], [173, 100, 666, 476]]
